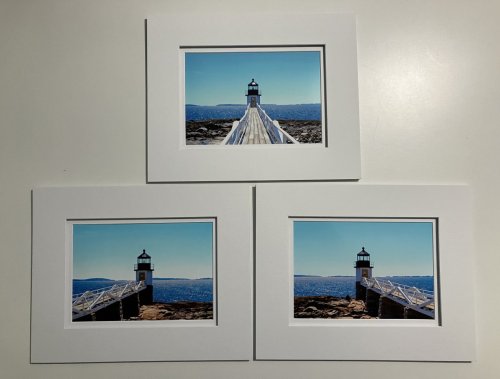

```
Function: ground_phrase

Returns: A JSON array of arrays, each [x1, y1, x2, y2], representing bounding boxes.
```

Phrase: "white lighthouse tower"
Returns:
[[246, 78, 261, 107], [354, 247, 373, 300], [134, 249, 154, 303]]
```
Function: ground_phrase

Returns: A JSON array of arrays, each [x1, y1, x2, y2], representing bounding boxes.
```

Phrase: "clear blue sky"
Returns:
[[185, 50, 321, 105], [294, 221, 435, 277], [73, 222, 213, 280]]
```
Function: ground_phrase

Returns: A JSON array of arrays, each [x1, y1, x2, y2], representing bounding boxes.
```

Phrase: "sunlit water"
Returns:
[[186, 104, 321, 121], [73, 276, 432, 303], [73, 278, 213, 303], [294, 276, 434, 297]]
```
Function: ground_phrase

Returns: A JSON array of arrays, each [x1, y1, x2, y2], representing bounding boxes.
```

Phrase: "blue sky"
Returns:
[[294, 221, 435, 277], [73, 222, 213, 280], [185, 50, 321, 105]]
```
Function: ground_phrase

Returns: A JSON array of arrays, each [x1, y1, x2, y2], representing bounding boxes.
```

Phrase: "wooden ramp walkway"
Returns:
[[241, 108, 272, 144], [222, 104, 299, 145]]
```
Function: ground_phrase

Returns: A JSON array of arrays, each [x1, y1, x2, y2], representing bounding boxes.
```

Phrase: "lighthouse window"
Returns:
[[71, 219, 216, 322], [293, 218, 437, 320]]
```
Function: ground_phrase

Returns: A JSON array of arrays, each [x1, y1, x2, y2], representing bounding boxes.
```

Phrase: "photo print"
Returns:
[[293, 219, 437, 320], [183, 47, 325, 146], [71, 220, 215, 322]]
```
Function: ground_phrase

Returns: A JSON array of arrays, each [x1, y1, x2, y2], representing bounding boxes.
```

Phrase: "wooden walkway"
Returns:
[[222, 104, 298, 145], [241, 108, 272, 144]]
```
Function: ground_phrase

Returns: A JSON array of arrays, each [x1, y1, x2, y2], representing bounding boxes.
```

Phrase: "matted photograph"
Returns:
[[31, 185, 252, 362], [183, 47, 325, 146], [293, 219, 436, 320], [147, 14, 360, 182], [71, 220, 215, 322], [255, 184, 475, 361]]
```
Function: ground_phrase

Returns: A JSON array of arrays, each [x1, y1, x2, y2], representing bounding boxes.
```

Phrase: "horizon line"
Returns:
[[186, 102, 321, 107], [73, 276, 213, 281], [294, 274, 434, 277]]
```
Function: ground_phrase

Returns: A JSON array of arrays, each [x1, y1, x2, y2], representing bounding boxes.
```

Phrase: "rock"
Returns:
[[294, 296, 376, 319], [304, 306, 318, 312], [186, 119, 236, 145], [348, 300, 366, 313], [313, 301, 332, 310], [330, 299, 349, 307], [139, 302, 213, 321], [277, 120, 322, 144]]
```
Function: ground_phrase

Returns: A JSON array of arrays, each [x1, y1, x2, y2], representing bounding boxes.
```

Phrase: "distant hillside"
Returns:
[[381, 275, 433, 278], [294, 274, 321, 278], [295, 275, 355, 278], [328, 275, 355, 278], [74, 277, 213, 282], [154, 277, 213, 281]]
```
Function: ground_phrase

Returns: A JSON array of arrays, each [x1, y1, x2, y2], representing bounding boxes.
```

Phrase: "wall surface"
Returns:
[[1, 0, 499, 378]]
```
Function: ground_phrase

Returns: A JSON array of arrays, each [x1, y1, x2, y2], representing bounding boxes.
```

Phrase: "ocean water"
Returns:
[[152, 279, 213, 303], [186, 104, 321, 121], [294, 276, 434, 298], [73, 279, 213, 303]]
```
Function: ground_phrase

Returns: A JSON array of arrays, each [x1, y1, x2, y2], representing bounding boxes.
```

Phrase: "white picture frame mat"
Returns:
[[147, 13, 360, 182], [256, 184, 475, 361], [31, 185, 252, 363]]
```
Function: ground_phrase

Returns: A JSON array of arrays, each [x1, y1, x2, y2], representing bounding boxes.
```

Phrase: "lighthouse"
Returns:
[[134, 249, 154, 304], [246, 78, 261, 107], [354, 247, 373, 300]]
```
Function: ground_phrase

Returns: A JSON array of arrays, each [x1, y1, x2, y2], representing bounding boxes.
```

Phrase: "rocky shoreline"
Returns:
[[294, 296, 376, 319], [186, 119, 322, 145], [135, 302, 213, 320], [277, 120, 322, 144], [186, 119, 235, 145]]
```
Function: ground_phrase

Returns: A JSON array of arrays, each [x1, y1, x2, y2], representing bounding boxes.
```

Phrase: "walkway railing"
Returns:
[[361, 277, 435, 318], [222, 105, 251, 145], [72, 281, 146, 319], [256, 104, 298, 144]]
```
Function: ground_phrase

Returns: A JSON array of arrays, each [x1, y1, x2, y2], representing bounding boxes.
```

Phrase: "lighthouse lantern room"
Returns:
[[134, 249, 154, 304], [135, 249, 154, 285], [246, 78, 261, 107], [354, 247, 373, 300]]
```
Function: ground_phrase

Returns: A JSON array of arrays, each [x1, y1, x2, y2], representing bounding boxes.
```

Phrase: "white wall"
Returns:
[[1, 0, 499, 377]]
